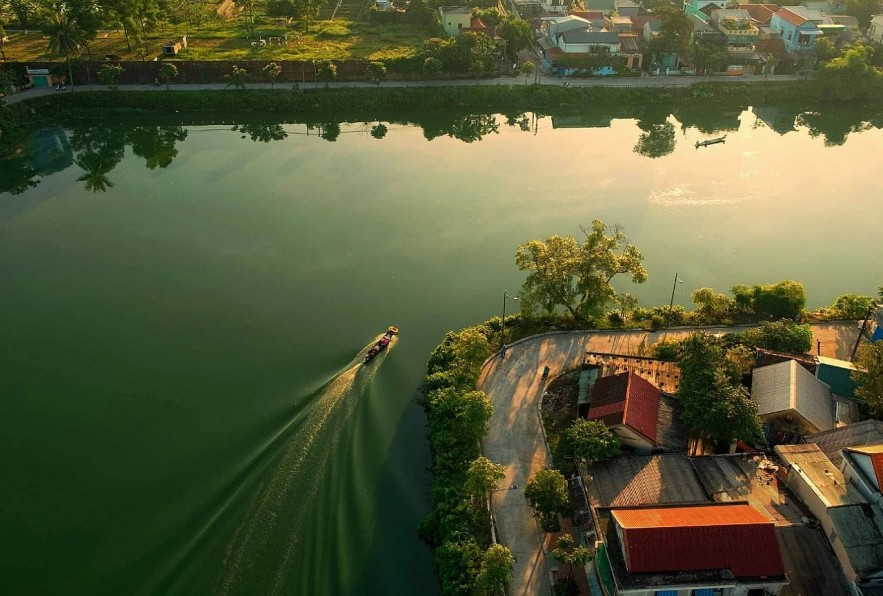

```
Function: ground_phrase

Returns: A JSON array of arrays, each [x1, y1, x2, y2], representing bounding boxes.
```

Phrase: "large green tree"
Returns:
[[476, 544, 514, 596], [731, 280, 806, 319], [651, 6, 693, 56], [739, 320, 813, 354], [854, 342, 883, 419], [524, 468, 568, 530], [816, 44, 882, 101], [41, 0, 96, 89], [499, 17, 533, 59], [465, 456, 506, 504], [515, 220, 648, 321], [677, 333, 762, 448], [845, 0, 878, 29], [564, 419, 620, 463]]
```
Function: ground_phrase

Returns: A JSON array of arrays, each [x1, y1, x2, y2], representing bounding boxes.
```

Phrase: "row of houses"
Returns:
[[557, 337, 883, 595]]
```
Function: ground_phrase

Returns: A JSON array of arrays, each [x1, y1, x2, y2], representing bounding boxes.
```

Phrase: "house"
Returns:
[[439, 6, 472, 37], [542, 15, 593, 43], [462, 17, 496, 37], [870, 14, 883, 44], [841, 445, 883, 514], [776, 444, 883, 589], [816, 355, 859, 398], [613, 0, 640, 16], [751, 359, 837, 438], [710, 8, 760, 48], [558, 29, 621, 54], [25, 67, 52, 89], [597, 503, 788, 596], [684, 0, 728, 20], [628, 15, 659, 36], [804, 420, 883, 467], [739, 2, 780, 26], [541, 0, 568, 15], [605, 15, 634, 33], [570, 10, 607, 29], [754, 38, 793, 72], [770, 6, 823, 53], [585, 371, 659, 453], [618, 34, 643, 70]]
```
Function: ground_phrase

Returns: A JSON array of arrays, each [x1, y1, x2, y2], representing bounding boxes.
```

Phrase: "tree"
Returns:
[[226, 65, 249, 89], [292, 0, 327, 33], [157, 62, 178, 89], [691, 287, 735, 323], [651, 6, 693, 56], [368, 61, 386, 86], [691, 41, 730, 74], [42, 0, 90, 90], [677, 333, 762, 448], [853, 343, 883, 419], [476, 544, 514, 596], [814, 36, 838, 62], [263, 62, 282, 88], [739, 320, 813, 354], [524, 468, 568, 530], [99, 63, 124, 88], [731, 280, 806, 320], [8, 0, 36, 28], [317, 60, 336, 88], [564, 419, 620, 463], [423, 56, 443, 79], [515, 220, 648, 322], [520, 61, 534, 85], [428, 388, 494, 444], [845, 0, 878, 29], [551, 533, 574, 571], [499, 17, 533, 59], [437, 539, 483, 595], [828, 294, 875, 319], [465, 456, 506, 504], [633, 121, 675, 158], [233, 122, 288, 142], [127, 125, 188, 169], [816, 44, 882, 101], [370, 123, 387, 139]]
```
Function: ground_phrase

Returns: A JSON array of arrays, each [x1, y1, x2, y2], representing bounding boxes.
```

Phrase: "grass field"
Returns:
[[1, 16, 426, 62]]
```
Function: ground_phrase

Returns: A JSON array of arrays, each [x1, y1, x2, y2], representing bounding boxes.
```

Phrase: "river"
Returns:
[[1, 103, 882, 595]]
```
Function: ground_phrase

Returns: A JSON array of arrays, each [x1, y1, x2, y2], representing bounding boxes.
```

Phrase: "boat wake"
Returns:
[[215, 340, 392, 596]]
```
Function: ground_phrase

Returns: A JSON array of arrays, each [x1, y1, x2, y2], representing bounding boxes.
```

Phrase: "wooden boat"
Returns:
[[695, 135, 727, 148], [364, 325, 399, 363]]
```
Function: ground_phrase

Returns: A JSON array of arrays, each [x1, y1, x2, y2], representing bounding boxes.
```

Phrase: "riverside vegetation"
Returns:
[[421, 221, 881, 593]]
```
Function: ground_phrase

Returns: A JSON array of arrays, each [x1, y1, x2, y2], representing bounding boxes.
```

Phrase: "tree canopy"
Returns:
[[524, 468, 568, 530], [650, 6, 693, 55], [515, 220, 647, 322], [816, 44, 883, 101], [677, 333, 762, 448], [854, 342, 883, 419], [465, 456, 506, 503], [564, 419, 620, 463], [475, 544, 514, 596]]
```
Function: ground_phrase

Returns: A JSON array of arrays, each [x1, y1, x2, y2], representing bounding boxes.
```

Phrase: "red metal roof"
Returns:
[[570, 10, 604, 19], [739, 3, 778, 24], [629, 15, 658, 32], [586, 371, 660, 443], [612, 504, 785, 577]]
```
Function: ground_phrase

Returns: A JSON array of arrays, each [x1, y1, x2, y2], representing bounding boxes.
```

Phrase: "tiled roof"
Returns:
[[629, 15, 658, 31], [804, 420, 883, 466], [611, 503, 785, 577], [755, 38, 789, 56], [776, 526, 850, 596], [587, 371, 660, 443], [740, 3, 778, 24], [589, 454, 709, 509], [561, 30, 621, 44], [751, 360, 835, 433], [776, 7, 806, 26]]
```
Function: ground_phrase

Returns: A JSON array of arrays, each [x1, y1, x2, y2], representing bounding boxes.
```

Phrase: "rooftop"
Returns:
[[560, 30, 621, 44], [751, 360, 835, 433], [587, 371, 660, 443], [588, 453, 710, 509], [777, 525, 850, 596], [692, 454, 805, 526], [739, 3, 779, 24], [804, 420, 883, 467], [844, 445, 883, 492], [829, 504, 883, 575], [610, 503, 786, 578], [776, 7, 807, 26], [584, 352, 681, 393], [775, 443, 864, 507]]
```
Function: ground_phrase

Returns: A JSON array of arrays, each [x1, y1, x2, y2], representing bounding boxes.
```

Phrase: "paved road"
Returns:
[[4, 73, 806, 105], [477, 322, 860, 596]]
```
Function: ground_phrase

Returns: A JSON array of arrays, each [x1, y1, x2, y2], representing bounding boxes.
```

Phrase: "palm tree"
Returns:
[[43, 5, 87, 90]]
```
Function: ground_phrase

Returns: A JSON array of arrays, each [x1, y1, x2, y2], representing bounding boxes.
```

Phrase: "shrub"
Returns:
[[738, 320, 813, 354]]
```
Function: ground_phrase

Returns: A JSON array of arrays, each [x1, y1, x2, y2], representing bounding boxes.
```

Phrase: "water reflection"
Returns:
[[3, 104, 883, 197]]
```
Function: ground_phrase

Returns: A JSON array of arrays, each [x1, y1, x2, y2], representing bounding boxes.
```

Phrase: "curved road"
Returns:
[[477, 322, 860, 596]]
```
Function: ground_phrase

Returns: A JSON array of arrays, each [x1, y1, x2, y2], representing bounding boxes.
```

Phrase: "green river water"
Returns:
[[2, 104, 882, 595]]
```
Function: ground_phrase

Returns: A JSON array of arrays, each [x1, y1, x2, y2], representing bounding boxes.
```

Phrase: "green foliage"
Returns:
[[563, 418, 620, 462], [691, 41, 730, 75], [423, 56, 443, 79], [515, 220, 647, 322], [816, 44, 883, 101], [739, 320, 813, 354], [826, 294, 875, 319], [476, 544, 514, 596], [677, 333, 762, 447], [520, 61, 534, 84], [225, 65, 249, 89], [853, 342, 883, 419], [263, 62, 282, 88], [368, 61, 387, 86], [651, 6, 693, 55], [652, 339, 681, 361], [524, 468, 568, 530], [317, 60, 337, 87], [731, 280, 806, 320], [691, 287, 736, 323], [465, 456, 506, 502], [633, 120, 675, 159], [437, 539, 484, 595], [157, 62, 178, 89], [845, 0, 878, 29], [98, 63, 124, 87], [815, 37, 839, 62], [499, 17, 534, 58], [428, 32, 497, 73]]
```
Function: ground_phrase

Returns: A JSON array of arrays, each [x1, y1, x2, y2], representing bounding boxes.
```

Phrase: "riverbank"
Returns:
[[0, 80, 825, 156]]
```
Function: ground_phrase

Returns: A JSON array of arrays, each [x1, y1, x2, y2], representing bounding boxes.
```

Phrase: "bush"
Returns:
[[652, 339, 681, 361], [738, 320, 813, 354]]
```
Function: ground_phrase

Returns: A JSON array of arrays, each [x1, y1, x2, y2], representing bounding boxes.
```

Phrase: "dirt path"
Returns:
[[477, 322, 860, 595]]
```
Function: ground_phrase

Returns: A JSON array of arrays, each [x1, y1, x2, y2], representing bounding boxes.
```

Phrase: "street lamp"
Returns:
[[668, 272, 684, 316], [501, 290, 519, 349]]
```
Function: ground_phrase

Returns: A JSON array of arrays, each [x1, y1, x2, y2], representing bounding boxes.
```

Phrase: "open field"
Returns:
[[1, 19, 425, 62]]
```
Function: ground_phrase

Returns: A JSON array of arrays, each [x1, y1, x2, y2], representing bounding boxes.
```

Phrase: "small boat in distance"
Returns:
[[364, 326, 399, 363], [695, 135, 727, 149]]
